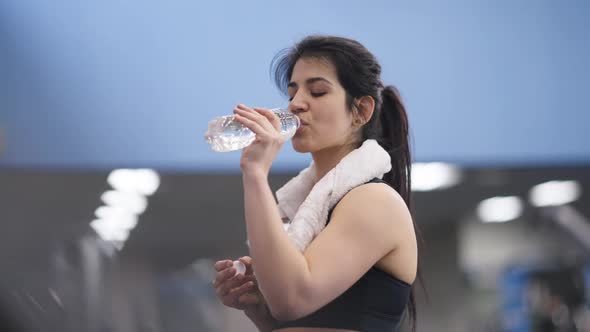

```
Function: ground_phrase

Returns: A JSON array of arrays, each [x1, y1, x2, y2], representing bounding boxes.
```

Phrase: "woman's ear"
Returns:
[[355, 96, 375, 125]]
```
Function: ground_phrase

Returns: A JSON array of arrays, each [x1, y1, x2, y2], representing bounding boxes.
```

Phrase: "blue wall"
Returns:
[[1, 0, 589, 171]]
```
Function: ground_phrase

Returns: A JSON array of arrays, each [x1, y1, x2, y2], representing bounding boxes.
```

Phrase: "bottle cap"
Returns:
[[233, 260, 246, 275]]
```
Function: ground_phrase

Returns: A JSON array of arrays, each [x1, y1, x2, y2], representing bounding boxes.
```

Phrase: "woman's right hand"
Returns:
[[212, 256, 262, 311]]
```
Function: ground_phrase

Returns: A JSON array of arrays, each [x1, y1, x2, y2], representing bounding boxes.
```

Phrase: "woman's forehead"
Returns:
[[291, 57, 338, 82]]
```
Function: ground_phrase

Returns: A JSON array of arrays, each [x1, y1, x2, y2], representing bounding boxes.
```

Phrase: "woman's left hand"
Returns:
[[234, 104, 284, 176]]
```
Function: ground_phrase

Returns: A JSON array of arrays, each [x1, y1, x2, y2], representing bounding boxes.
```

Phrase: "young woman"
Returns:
[[212, 35, 418, 332]]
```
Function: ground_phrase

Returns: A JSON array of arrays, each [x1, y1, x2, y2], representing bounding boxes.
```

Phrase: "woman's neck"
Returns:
[[311, 143, 356, 184]]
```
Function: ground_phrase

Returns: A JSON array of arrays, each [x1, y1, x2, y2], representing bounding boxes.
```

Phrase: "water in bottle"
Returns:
[[204, 108, 300, 152]]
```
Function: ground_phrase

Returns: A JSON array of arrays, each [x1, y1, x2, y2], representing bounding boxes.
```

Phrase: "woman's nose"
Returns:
[[289, 94, 308, 114]]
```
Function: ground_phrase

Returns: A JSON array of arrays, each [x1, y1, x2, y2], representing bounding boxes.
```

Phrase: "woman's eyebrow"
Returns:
[[288, 77, 333, 88]]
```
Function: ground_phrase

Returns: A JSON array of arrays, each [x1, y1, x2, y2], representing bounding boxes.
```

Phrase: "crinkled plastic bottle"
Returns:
[[204, 108, 300, 152]]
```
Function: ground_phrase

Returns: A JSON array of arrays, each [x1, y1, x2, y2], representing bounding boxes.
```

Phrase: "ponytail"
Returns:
[[379, 85, 411, 207], [378, 85, 422, 332]]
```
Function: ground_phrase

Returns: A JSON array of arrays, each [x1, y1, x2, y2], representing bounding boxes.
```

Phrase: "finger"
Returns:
[[217, 273, 249, 297], [238, 292, 260, 305], [217, 275, 242, 297], [235, 104, 264, 118], [253, 108, 281, 130], [234, 108, 266, 123], [236, 104, 263, 114], [235, 110, 279, 137], [235, 107, 277, 131], [216, 284, 229, 298], [238, 274, 257, 284], [213, 267, 236, 288], [214, 260, 233, 272], [234, 114, 267, 135], [228, 281, 255, 298], [223, 273, 255, 293], [239, 256, 252, 264], [239, 256, 254, 275], [223, 274, 244, 292], [236, 104, 253, 112], [217, 285, 236, 300], [251, 107, 271, 114]]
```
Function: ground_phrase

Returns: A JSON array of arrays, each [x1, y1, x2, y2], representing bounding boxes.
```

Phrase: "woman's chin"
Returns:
[[291, 139, 312, 153]]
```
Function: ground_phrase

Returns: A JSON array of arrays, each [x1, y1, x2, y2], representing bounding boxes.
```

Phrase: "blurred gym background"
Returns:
[[1, 1, 589, 331]]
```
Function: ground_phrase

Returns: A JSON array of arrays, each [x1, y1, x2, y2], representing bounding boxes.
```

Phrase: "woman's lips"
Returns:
[[296, 122, 308, 134]]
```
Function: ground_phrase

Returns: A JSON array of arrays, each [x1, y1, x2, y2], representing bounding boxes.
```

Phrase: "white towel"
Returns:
[[276, 139, 392, 252]]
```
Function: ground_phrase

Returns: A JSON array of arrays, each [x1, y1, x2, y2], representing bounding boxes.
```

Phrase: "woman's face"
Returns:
[[287, 57, 357, 153]]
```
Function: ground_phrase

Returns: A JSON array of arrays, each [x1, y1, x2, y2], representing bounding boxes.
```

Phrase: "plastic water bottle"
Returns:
[[204, 108, 300, 152]]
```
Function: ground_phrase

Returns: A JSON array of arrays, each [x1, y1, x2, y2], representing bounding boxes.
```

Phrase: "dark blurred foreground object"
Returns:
[[0, 292, 29, 332]]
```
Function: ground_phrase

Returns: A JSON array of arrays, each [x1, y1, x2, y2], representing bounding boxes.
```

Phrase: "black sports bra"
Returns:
[[273, 178, 412, 331]]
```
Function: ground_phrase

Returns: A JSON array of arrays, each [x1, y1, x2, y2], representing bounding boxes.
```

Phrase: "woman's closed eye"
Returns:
[[288, 92, 326, 101]]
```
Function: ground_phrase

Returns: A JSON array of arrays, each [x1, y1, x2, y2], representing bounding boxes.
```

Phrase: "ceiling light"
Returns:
[[412, 162, 462, 191], [90, 219, 131, 242], [101, 190, 148, 214], [477, 196, 523, 223], [529, 180, 581, 207], [94, 206, 138, 229], [107, 169, 160, 195]]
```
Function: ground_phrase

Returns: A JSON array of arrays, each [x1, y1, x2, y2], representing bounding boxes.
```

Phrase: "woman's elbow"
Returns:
[[267, 297, 306, 321], [269, 306, 294, 322], [269, 306, 305, 322], [265, 280, 314, 321]]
